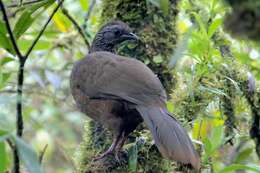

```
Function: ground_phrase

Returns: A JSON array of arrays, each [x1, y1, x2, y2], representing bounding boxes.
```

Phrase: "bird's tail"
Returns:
[[136, 106, 200, 170]]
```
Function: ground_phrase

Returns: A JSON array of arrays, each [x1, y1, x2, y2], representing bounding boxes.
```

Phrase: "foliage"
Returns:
[[170, 0, 260, 172]]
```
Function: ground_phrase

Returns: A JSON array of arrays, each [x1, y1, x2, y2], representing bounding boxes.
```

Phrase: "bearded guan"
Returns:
[[70, 21, 200, 170]]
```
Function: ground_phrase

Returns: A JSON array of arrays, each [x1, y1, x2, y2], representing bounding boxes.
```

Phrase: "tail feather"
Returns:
[[136, 106, 200, 170]]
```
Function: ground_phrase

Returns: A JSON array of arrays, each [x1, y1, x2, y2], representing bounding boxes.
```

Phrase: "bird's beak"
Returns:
[[122, 32, 139, 41]]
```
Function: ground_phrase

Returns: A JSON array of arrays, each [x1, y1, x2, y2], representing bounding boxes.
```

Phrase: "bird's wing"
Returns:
[[72, 51, 167, 106]]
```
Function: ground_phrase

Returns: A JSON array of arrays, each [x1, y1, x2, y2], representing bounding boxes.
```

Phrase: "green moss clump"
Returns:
[[75, 120, 112, 173]]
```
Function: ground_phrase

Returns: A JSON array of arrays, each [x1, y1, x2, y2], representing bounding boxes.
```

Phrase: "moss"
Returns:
[[219, 64, 237, 144], [76, 120, 112, 173], [217, 60, 260, 158], [234, 69, 260, 158], [171, 82, 210, 123]]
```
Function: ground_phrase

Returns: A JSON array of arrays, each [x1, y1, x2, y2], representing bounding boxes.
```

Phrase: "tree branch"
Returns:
[[39, 144, 48, 164], [0, 0, 23, 60], [81, 0, 95, 39], [7, 0, 45, 8], [61, 6, 90, 48], [0, 1, 24, 172], [24, 0, 65, 59], [82, 0, 96, 31]]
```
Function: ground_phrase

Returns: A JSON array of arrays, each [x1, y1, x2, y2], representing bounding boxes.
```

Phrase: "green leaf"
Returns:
[[208, 18, 222, 38], [13, 0, 55, 39], [0, 142, 6, 173], [79, 0, 89, 11], [234, 148, 254, 163], [14, 136, 44, 173], [160, 0, 169, 16], [166, 101, 174, 113], [204, 137, 212, 156], [0, 130, 9, 173], [52, 8, 72, 32], [147, 0, 169, 15], [217, 164, 260, 173], [128, 143, 138, 172], [0, 130, 10, 142], [0, 57, 15, 66], [17, 39, 52, 52], [14, 11, 34, 39], [192, 12, 207, 37], [0, 20, 14, 53], [210, 126, 224, 150], [0, 72, 11, 89], [153, 55, 163, 63]]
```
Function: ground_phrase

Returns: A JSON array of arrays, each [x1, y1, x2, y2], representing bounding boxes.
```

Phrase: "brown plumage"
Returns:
[[70, 21, 200, 170]]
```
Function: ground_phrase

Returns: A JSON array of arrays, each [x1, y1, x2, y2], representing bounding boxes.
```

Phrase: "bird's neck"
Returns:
[[89, 37, 116, 53]]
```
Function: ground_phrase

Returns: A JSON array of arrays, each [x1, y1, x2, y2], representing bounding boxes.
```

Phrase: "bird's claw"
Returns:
[[93, 152, 112, 161], [114, 152, 120, 163], [93, 151, 121, 163]]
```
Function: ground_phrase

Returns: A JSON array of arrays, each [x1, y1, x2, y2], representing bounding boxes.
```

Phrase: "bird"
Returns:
[[70, 21, 200, 170]]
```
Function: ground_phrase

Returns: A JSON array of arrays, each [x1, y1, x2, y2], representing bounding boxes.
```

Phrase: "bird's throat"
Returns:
[[89, 39, 115, 53]]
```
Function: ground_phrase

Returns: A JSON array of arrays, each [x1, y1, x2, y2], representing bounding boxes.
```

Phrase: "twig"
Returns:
[[0, 1, 23, 60], [17, 61, 25, 137], [0, 1, 65, 172], [24, 0, 65, 59], [61, 6, 90, 48], [39, 144, 48, 164], [0, 89, 17, 93], [0, 1, 25, 173], [82, 0, 96, 30], [7, 0, 45, 8], [6, 138, 14, 150], [81, 0, 95, 39]]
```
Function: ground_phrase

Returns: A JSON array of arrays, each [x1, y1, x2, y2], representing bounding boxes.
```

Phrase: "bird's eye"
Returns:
[[114, 30, 121, 36]]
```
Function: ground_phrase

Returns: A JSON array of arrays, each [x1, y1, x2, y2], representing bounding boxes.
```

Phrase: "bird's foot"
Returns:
[[93, 151, 113, 161], [93, 150, 125, 163], [114, 151, 120, 163], [93, 132, 127, 162]]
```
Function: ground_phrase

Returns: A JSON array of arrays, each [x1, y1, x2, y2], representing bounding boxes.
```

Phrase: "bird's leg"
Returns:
[[114, 132, 127, 161], [93, 133, 122, 161], [115, 133, 127, 151]]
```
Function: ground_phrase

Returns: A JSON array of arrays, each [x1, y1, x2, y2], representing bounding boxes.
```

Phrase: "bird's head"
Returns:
[[90, 21, 139, 53]]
